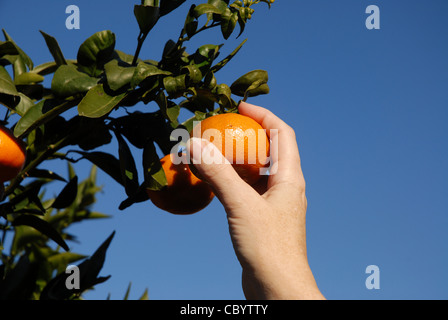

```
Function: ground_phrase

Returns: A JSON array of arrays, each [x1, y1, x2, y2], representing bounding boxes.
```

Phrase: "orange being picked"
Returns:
[[190, 113, 270, 186], [0, 125, 26, 183], [146, 153, 214, 215]]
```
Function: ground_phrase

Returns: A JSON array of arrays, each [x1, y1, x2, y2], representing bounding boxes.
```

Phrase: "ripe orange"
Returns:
[[0, 125, 26, 183], [146, 153, 214, 215], [190, 113, 270, 185]]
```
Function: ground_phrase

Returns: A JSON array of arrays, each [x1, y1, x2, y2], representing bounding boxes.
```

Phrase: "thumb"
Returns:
[[187, 137, 257, 209]]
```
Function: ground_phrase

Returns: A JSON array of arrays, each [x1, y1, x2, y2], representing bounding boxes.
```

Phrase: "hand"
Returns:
[[187, 102, 325, 300]]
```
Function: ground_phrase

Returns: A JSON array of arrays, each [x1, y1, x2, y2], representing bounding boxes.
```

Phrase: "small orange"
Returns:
[[190, 113, 270, 185], [0, 125, 26, 183], [146, 153, 214, 215]]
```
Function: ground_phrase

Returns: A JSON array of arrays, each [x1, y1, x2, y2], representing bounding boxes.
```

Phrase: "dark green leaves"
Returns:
[[0, 0, 276, 301], [211, 38, 246, 74], [40, 231, 115, 300], [0, 65, 18, 92], [51, 176, 79, 209], [116, 132, 140, 197], [160, 0, 186, 17], [104, 60, 136, 91], [12, 215, 70, 251], [192, 3, 224, 18], [77, 84, 126, 118], [14, 98, 79, 138], [51, 65, 98, 98], [73, 151, 123, 186], [39, 31, 67, 66], [131, 61, 171, 89], [134, 4, 160, 35], [221, 8, 238, 39], [77, 30, 116, 77], [2, 29, 34, 76], [0, 65, 20, 108], [143, 141, 167, 191], [156, 90, 180, 124], [230, 69, 269, 100]]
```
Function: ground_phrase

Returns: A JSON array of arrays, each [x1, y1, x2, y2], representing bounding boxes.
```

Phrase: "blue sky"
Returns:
[[1, 0, 447, 300]]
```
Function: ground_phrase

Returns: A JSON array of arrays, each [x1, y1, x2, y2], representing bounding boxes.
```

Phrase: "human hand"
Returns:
[[187, 102, 325, 300]]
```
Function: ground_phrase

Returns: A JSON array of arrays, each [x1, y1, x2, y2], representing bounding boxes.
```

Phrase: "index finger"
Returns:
[[238, 102, 304, 188]]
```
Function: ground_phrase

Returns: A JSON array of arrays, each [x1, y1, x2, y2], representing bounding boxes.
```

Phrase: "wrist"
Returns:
[[242, 256, 324, 300]]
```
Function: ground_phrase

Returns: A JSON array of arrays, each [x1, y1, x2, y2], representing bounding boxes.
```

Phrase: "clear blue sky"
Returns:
[[1, 0, 447, 300]]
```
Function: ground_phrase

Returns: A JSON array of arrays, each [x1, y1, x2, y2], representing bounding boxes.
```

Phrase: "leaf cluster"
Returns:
[[0, 0, 274, 299]]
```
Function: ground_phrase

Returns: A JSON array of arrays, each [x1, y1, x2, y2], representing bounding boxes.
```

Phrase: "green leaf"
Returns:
[[184, 5, 198, 38], [4, 180, 46, 210], [235, 8, 247, 38], [134, 5, 160, 35], [131, 61, 171, 89], [71, 150, 123, 186], [118, 183, 151, 210], [143, 140, 167, 191], [0, 40, 19, 57], [163, 74, 186, 98], [112, 111, 174, 150], [139, 288, 149, 300], [244, 80, 270, 100], [27, 168, 67, 182], [160, 0, 186, 17], [0, 255, 38, 300], [47, 252, 87, 270], [116, 132, 140, 197], [211, 38, 246, 74], [104, 59, 136, 91], [230, 69, 269, 97], [77, 30, 116, 77], [51, 64, 98, 98], [69, 116, 112, 151], [51, 176, 79, 209], [39, 31, 67, 66], [259, 0, 274, 9], [123, 282, 132, 300], [193, 44, 221, 75], [12, 215, 70, 251], [0, 65, 20, 109], [181, 64, 203, 85], [14, 72, 45, 85], [77, 84, 126, 118], [221, 9, 238, 39], [112, 50, 137, 65], [193, 3, 224, 18], [180, 110, 207, 133], [40, 231, 115, 300], [214, 83, 233, 107], [32, 60, 75, 76], [14, 98, 78, 138], [155, 91, 180, 124], [2, 29, 34, 72], [0, 65, 19, 96]]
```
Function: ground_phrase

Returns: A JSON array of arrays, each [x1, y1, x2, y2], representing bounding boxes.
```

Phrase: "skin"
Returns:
[[187, 101, 325, 300]]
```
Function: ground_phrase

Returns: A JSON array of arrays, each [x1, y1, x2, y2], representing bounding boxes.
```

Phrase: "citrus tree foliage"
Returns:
[[0, 0, 273, 299]]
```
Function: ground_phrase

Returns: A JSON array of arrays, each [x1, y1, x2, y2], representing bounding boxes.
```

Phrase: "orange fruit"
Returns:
[[146, 153, 214, 215], [0, 125, 26, 183], [190, 113, 270, 185]]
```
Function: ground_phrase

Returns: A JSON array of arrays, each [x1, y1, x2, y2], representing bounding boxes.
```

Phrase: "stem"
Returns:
[[3, 108, 10, 123], [177, 21, 222, 46], [132, 31, 149, 66]]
